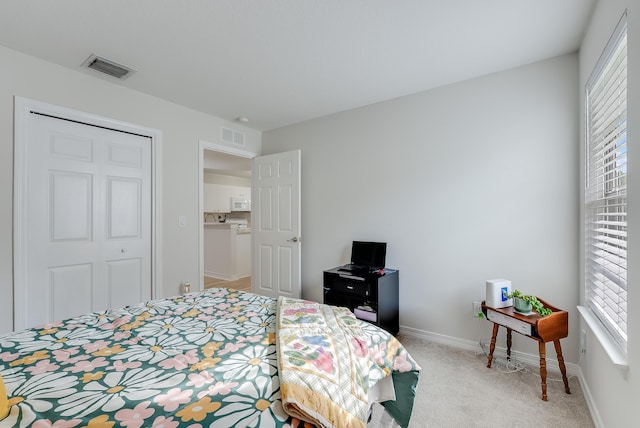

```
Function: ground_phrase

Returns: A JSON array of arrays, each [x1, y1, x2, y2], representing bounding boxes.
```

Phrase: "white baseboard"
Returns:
[[399, 325, 580, 376], [576, 366, 605, 428], [204, 271, 234, 281]]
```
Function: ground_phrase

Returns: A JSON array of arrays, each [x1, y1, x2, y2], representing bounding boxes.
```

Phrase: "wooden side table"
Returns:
[[481, 298, 571, 401]]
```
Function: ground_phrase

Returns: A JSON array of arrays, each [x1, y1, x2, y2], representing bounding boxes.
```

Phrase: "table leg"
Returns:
[[554, 340, 571, 395], [506, 328, 512, 361], [538, 341, 548, 401], [487, 323, 500, 368]]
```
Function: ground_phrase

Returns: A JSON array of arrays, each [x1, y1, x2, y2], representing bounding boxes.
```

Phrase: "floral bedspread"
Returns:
[[0, 288, 420, 428]]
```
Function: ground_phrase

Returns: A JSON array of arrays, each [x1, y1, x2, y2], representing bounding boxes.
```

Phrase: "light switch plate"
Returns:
[[178, 216, 186, 228]]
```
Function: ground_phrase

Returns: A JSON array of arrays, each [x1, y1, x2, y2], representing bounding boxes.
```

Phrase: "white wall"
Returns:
[[263, 54, 580, 361], [579, 1, 640, 426], [204, 172, 251, 187], [0, 45, 261, 333]]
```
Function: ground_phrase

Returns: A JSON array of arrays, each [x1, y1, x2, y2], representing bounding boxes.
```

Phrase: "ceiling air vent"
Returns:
[[221, 127, 246, 146], [82, 54, 136, 79]]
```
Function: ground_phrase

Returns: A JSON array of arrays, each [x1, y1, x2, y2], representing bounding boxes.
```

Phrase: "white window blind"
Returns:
[[585, 12, 628, 352]]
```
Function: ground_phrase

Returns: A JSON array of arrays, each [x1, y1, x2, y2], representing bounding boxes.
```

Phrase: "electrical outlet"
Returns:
[[472, 301, 483, 317]]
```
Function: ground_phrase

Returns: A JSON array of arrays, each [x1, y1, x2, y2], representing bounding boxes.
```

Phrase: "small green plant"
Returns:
[[507, 290, 552, 317]]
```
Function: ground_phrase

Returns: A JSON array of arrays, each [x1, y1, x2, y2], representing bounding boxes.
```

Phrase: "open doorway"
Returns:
[[198, 140, 257, 292]]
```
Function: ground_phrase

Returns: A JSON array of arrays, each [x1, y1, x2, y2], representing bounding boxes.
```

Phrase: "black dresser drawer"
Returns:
[[323, 266, 399, 335], [332, 278, 371, 297]]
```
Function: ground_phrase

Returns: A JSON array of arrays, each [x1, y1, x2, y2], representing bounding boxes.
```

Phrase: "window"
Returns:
[[585, 12, 627, 353]]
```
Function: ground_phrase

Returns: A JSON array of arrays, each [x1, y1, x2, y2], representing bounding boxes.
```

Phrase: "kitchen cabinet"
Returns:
[[231, 186, 250, 200], [204, 224, 251, 280], [204, 184, 251, 213], [204, 183, 231, 213], [236, 231, 251, 277]]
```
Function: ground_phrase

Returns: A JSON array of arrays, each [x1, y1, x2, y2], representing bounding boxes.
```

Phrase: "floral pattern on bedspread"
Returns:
[[0, 289, 420, 428], [0, 288, 290, 428]]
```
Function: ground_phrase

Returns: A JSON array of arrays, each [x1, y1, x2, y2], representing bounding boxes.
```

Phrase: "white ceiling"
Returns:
[[0, 0, 596, 131]]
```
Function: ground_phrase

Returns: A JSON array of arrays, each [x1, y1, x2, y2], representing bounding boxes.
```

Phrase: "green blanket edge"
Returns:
[[382, 370, 421, 428]]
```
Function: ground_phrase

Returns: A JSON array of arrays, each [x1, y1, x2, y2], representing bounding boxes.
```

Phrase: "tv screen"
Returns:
[[351, 241, 387, 269]]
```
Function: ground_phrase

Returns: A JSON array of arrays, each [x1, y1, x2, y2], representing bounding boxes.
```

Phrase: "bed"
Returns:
[[0, 288, 420, 427]]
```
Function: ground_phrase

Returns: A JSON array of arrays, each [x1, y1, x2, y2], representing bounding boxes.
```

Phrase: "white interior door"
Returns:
[[252, 150, 301, 299], [19, 112, 151, 328]]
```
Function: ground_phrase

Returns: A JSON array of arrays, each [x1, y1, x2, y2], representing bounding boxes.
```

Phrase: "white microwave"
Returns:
[[231, 197, 251, 211]]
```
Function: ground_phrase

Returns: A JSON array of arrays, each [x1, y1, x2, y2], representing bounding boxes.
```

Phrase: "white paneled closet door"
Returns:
[[23, 112, 151, 328]]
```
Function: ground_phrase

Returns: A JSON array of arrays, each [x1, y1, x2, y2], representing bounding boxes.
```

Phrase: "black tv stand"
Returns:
[[323, 266, 399, 335]]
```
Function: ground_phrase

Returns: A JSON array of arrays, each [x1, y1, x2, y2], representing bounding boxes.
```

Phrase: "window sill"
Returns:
[[577, 306, 628, 368]]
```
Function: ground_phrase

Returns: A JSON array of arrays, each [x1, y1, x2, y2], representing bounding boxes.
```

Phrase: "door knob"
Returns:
[[121, 248, 127, 253], [288, 237, 301, 243]]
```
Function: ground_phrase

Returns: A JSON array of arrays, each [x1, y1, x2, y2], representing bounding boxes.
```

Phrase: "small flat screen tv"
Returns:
[[350, 241, 387, 270]]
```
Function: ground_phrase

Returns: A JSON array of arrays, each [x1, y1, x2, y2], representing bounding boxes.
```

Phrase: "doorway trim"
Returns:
[[198, 140, 258, 291], [13, 96, 163, 330]]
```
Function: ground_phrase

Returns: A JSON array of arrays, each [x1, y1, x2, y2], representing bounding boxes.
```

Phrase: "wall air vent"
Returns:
[[221, 127, 246, 146], [82, 54, 136, 79]]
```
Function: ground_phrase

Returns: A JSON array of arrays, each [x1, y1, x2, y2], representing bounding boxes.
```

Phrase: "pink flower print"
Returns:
[[312, 348, 334, 374], [100, 316, 132, 330], [218, 342, 244, 356], [124, 336, 144, 345], [159, 350, 199, 370], [110, 360, 142, 372], [82, 340, 111, 353], [25, 359, 60, 375], [73, 322, 90, 329], [186, 371, 214, 388], [115, 401, 155, 428], [52, 348, 79, 363], [154, 387, 193, 412], [392, 350, 413, 372], [66, 354, 90, 365], [159, 356, 188, 371], [208, 381, 239, 395], [245, 335, 263, 343], [32, 419, 81, 427], [351, 337, 368, 358], [63, 323, 85, 330], [64, 356, 109, 373], [197, 381, 239, 399], [184, 349, 200, 362], [113, 331, 132, 341], [150, 416, 179, 428], [0, 351, 19, 362]]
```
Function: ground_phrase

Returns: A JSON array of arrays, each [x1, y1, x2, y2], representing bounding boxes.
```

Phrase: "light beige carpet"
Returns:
[[369, 335, 594, 428]]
